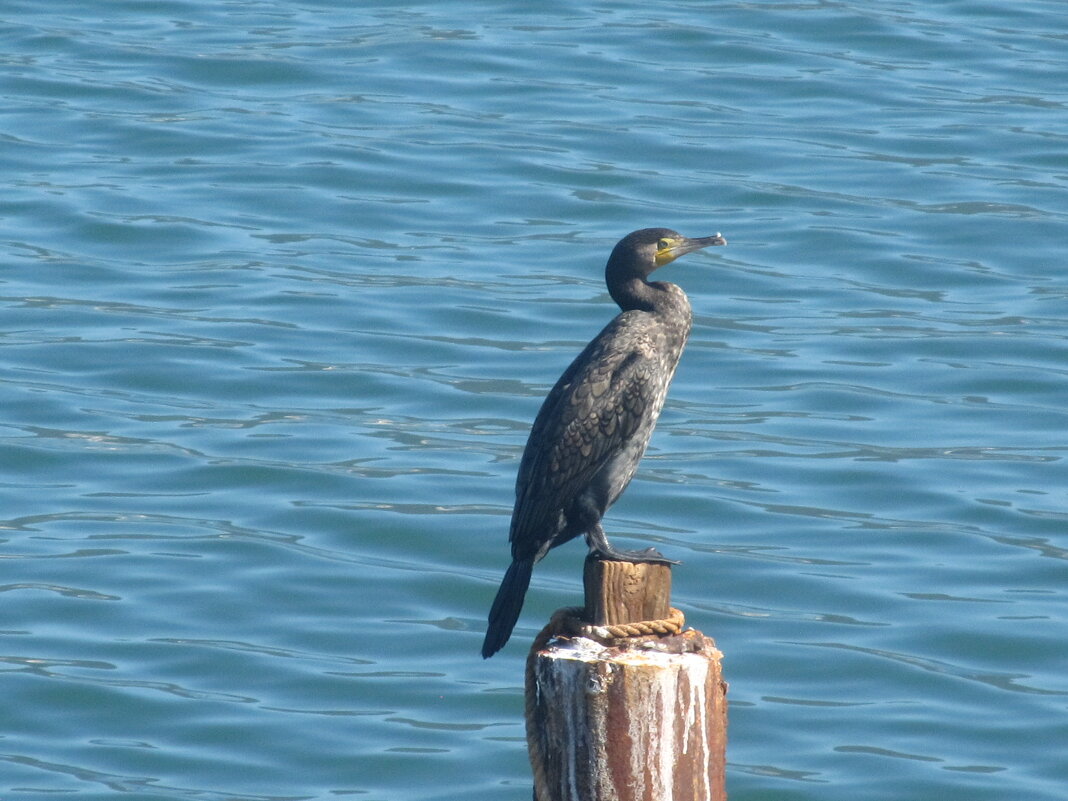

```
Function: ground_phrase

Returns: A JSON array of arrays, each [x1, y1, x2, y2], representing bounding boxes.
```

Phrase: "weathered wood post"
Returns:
[[525, 554, 727, 801]]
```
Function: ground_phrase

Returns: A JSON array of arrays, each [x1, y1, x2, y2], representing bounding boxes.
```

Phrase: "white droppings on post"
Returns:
[[682, 657, 711, 798], [553, 648, 586, 801], [653, 664, 675, 801], [683, 657, 708, 753], [531, 634, 726, 801]]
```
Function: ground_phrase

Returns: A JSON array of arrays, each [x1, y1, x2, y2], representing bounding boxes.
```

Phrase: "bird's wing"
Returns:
[[510, 319, 658, 556]]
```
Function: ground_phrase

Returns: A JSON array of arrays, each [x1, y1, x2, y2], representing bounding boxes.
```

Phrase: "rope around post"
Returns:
[[524, 605, 687, 801]]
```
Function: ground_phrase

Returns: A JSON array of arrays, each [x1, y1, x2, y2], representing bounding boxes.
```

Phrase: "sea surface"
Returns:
[[2, 2, 1066, 799]]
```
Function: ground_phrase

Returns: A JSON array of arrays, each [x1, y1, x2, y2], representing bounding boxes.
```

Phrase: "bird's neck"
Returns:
[[609, 276, 671, 313]]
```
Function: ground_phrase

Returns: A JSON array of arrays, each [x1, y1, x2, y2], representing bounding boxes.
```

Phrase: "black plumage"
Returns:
[[482, 228, 726, 658]]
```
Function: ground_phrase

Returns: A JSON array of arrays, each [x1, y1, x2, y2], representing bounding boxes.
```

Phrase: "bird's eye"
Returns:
[[657, 238, 671, 250]]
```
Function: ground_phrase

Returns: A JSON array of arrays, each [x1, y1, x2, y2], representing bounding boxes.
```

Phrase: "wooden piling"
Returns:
[[525, 555, 727, 801]]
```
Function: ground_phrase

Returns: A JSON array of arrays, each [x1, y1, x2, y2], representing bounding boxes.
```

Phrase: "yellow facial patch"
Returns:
[[654, 237, 680, 267]]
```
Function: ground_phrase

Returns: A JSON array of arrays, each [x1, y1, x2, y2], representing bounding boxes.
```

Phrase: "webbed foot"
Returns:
[[598, 551, 679, 568], [585, 522, 681, 565], [591, 544, 681, 566]]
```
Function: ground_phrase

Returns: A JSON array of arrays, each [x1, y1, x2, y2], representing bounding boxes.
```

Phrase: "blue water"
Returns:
[[2, 1, 1066, 799]]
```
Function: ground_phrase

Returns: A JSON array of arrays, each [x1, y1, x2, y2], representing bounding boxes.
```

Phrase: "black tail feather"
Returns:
[[481, 558, 534, 658]]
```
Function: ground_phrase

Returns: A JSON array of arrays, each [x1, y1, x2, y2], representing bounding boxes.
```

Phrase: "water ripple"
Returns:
[[3, 2, 1067, 800]]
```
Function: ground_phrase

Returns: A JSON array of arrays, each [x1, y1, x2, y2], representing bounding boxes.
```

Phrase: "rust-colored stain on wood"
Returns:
[[531, 633, 726, 801]]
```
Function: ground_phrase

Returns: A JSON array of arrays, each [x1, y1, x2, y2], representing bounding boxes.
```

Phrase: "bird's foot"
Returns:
[[592, 545, 681, 566]]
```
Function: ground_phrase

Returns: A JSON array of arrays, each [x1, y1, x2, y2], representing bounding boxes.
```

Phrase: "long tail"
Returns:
[[481, 558, 534, 659]]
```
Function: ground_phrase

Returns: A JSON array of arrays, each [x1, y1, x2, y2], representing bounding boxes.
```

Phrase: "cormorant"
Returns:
[[482, 228, 727, 658]]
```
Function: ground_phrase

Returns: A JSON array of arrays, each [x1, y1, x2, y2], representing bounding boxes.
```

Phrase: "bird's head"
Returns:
[[609, 228, 727, 279]]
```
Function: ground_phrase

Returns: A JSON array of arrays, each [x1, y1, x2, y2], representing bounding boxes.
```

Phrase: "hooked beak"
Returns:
[[679, 233, 727, 255], [655, 233, 727, 267]]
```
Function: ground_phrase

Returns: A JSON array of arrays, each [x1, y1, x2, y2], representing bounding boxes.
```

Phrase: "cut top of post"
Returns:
[[583, 554, 672, 627]]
